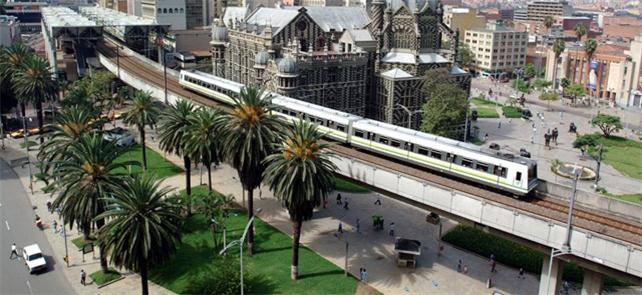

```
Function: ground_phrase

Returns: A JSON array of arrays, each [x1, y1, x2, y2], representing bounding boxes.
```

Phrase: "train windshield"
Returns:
[[528, 163, 538, 180]]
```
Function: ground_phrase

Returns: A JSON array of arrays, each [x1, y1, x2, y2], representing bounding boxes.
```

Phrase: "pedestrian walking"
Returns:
[[359, 268, 364, 281], [356, 219, 361, 233], [338, 222, 343, 234], [498, 121, 502, 129], [484, 133, 489, 142], [10, 243, 19, 259], [46, 201, 53, 213], [343, 200, 349, 210], [336, 193, 342, 205], [363, 268, 368, 282], [389, 222, 395, 236], [544, 133, 551, 149], [80, 269, 86, 286], [374, 199, 381, 205], [52, 220, 58, 233], [552, 128, 559, 145], [491, 260, 497, 273], [438, 243, 444, 257], [518, 268, 525, 279], [490, 253, 495, 261], [457, 260, 462, 272]]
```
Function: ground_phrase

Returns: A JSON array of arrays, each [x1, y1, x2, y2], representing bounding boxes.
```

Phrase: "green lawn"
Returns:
[[442, 225, 626, 286], [472, 107, 500, 118], [114, 145, 183, 178], [471, 97, 500, 107], [90, 268, 122, 286], [150, 213, 358, 294], [71, 236, 96, 250], [333, 177, 371, 193], [606, 193, 642, 205], [470, 97, 500, 118], [595, 136, 642, 180], [502, 106, 523, 118]]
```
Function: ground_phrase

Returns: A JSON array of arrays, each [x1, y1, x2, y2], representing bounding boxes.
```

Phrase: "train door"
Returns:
[[514, 170, 523, 188]]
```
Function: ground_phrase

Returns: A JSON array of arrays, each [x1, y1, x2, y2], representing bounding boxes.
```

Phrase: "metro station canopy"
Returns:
[[41, 7, 101, 40], [78, 6, 169, 42]]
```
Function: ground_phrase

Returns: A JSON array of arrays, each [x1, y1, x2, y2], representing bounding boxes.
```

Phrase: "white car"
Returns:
[[104, 127, 136, 148], [23, 244, 47, 274]]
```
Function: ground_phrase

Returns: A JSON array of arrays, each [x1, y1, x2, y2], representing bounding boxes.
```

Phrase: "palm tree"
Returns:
[[543, 16, 554, 34], [38, 106, 98, 175], [96, 174, 181, 295], [584, 38, 598, 100], [223, 85, 283, 255], [184, 107, 226, 191], [538, 15, 555, 75], [1, 43, 31, 117], [263, 121, 337, 280], [158, 100, 196, 214], [52, 133, 135, 271], [13, 55, 58, 143], [573, 23, 587, 42], [552, 38, 565, 90], [123, 91, 159, 170]]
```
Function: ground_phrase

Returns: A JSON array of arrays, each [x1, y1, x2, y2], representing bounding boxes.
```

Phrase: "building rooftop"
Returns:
[[382, 68, 414, 79], [382, 51, 449, 64], [284, 6, 369, 32], [78, 6, 158, 27]]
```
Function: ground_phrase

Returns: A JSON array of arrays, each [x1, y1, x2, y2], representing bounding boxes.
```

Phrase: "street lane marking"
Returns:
[[26, 280, 33, 295], [4, 220, 9, 230]]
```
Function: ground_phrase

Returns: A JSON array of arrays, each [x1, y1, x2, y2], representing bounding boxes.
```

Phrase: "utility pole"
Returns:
[[22, 115, 33, 193], [594, 144, 603, 187]]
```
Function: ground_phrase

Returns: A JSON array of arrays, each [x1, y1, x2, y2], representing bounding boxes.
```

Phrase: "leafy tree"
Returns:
[[523, 63, 537, 80], [573, 134, 600, 149], [458, 43, 474, 69], [512, 78, 531, 94], [574, 23, 587, 41], [223, 85, 284, 255], [263, 121, 337, 281], [591, 114, 622, 137], [533, 79, 553, 91], [421, 70, 468, 139], [539, 91, 559, 110], [194, 191, 233, 250], [560, 78, 570, 90], [38, 106, 98, 178], [544, 16, 555, 33], [552, 39, 565, 89], [52, 133, 135, 271], [184, 107, 226, 191], [96, 174, 182, 295], [158, 100, 196, 215], [2, 43, 32, 117], [13, 55, 58, 143], [188, 256, 251, 295], [0, 46, 19, 126], [123, 91, 159, 170], [565, 83, 585, 105]]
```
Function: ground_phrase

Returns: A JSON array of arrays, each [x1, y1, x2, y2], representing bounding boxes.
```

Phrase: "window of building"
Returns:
[[163, 8, 167, 13], [169, 8, 173, 13], [157, 8, 161, 13], [180, 8, 184, 12]]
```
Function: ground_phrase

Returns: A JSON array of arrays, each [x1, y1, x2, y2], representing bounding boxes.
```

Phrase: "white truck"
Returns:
[[23, 244, 47, 274]]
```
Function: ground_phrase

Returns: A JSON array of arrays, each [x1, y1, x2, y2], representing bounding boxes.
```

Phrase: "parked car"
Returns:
[[519, 148, 531, 158], [23, 244, 47, 274], [104, 127, 136, 147], [521, 109, 532, 119]]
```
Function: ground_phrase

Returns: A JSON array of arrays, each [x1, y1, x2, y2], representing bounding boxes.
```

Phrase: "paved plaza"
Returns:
[[470, 77, 642, 195]]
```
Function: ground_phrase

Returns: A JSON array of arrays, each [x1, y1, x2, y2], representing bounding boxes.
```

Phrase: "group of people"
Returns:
[[544, 128, 559, 149]]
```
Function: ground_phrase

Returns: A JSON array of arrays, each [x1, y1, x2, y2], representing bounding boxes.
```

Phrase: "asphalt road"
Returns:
[[0, 159, 74, 295]]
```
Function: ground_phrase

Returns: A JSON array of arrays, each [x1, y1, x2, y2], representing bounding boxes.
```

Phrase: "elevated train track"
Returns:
[[97, 39, 642, 249]]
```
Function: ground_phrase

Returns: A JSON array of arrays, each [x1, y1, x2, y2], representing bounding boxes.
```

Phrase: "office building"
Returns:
[[526, 0, 573, 22], [443, 7, 487, 42], [465, 22, 528, 77], [141, 0, 187, 30]]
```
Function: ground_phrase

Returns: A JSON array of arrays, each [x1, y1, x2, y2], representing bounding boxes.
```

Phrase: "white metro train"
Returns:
[[179, 70, 539, 196]]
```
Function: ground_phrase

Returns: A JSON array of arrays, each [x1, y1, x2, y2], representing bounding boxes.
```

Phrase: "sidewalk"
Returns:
[[0, 142, 174, 295]]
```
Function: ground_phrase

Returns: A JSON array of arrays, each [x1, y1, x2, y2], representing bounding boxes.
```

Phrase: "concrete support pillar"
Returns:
[[538, 254, 562, 295], [581, 269, 604, 295]]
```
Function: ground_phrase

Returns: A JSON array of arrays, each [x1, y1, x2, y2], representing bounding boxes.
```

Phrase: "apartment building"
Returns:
[[141, 0, 187, 30], [465, 22, 528, 77], [526, 0, 573, 22], [443, 7, 486, 41]]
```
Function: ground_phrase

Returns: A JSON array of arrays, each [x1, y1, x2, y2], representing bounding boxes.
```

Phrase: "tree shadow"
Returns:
[[298, 269, 345, 280]]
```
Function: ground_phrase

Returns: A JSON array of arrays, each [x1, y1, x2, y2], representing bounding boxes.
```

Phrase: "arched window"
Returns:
[[180, 8, 184, 13], [163, 8, 167, 13], [169, 8, 173, 13], [157, 8, 161, 13]]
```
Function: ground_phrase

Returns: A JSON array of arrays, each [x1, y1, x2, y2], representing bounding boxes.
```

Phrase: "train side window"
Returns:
[[354, 130, 365, 138], [379, 137, 389, 145], [501, 167, 507, 177], [418, 147, 429, 156], [430, 151, 442, 159], [461, 158, 473, 168], [476, 163, 489, 172], [516, 172, 522, 181], [337, 124, 346, 132], [390, 140, 401, 148]]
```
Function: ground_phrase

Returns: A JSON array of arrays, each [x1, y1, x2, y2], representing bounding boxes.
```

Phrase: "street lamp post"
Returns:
[[22, 115, 33, 193], [394, 103, 423, 129], [219, 208, 262, 295], [545, 167, 580, 293]]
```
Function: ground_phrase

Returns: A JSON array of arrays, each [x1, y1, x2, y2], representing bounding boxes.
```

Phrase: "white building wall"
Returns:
[[142, 0, 186, 31]]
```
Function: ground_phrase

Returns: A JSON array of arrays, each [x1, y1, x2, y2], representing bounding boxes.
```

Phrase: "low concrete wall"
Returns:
[[537, 181, 642, 223]]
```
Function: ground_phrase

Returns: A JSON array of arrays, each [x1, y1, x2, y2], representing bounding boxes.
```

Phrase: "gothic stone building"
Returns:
[[211, 0, 471, 129]]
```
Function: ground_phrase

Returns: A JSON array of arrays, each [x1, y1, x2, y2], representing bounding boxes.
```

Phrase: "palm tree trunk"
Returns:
[[139, 127, 147, 170], [206, 163, 212, 192], [140, 257, 149, 295], [20, 103, 26, 117], [35, 100, 44, 144], [247, 187, 254, 256], [95, 217, 109, 271], [291, 217, 303, 281], [82, 221, 91, 240], [184, 155, 192, 216]]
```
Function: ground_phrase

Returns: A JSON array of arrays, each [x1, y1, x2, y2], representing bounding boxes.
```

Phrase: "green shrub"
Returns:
[[186, 256, 252, 295], [502, 106, 523, 118], [442, 225, 627, 286], [90, 268, 122, 286]]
